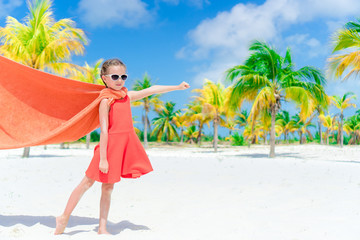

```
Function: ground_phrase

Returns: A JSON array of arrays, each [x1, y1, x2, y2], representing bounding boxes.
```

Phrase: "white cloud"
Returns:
[[191, 61, 238, 87], [0, 0, 22, 18], [297, 0, 360, 20], [78, 0, 153, 28], [178, 0, 360, 85], [306, 38, 320, 48], [326, 20, 348, 35], [284, 34, 325, 58], [181, 2, 278, 60]]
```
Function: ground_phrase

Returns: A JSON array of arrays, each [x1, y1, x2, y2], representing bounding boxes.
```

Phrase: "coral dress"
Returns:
[[86, 95, 153, 183]]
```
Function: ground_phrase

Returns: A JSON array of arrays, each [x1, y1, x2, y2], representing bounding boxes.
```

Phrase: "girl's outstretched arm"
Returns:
[[128, 81, 190, 101]]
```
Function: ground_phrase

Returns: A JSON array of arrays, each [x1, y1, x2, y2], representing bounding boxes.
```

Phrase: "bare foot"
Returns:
[[98, 229, 111, 235], [54, 215, 69, 235]]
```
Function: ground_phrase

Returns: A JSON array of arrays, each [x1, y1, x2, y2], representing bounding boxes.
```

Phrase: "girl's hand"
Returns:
[[178, 81, 190, 90], [99, 159, 109, 174]]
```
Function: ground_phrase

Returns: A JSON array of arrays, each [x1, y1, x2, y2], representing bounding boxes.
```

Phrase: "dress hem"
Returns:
[[85, 169, 153, 184]]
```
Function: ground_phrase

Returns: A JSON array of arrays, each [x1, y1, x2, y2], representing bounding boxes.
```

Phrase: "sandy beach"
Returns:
[[0, 144, 360, 240]]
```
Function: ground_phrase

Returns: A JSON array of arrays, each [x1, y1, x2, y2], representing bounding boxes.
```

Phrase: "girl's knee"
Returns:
[[83, 176, 95, 190], [101, 183, 114, 193]]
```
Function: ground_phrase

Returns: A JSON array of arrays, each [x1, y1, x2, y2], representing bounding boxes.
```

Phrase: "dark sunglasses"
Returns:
[[104, 74, 128, 81]]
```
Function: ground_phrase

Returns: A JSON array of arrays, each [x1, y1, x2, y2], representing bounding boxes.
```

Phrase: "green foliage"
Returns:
[[0, 0, 87, 74], [230, 132, 246, 146], [313, 132, 321, 143], [77, 131, 100, 143], [202, 135, 214, 142], [151, 101, 180, 142], [329, 133, 338, 145], [137, 130, 157, 142], [90, 131, 100, 142], [328, 19, 360, 80]]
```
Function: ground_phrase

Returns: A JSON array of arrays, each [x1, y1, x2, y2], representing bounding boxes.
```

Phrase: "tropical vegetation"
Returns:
[[225, 41, 327, 157], [0, 0, 87, 157], [3, 2, 360, 157], [131, 73, 164, 148]]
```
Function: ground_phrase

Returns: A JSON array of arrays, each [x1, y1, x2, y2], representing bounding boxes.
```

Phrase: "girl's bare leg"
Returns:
[[98, 183, 114, 234], [54, 176, 95, 235]]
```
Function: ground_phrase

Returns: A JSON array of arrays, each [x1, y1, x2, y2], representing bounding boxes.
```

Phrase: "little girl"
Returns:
[[54, 58, 190, 235]]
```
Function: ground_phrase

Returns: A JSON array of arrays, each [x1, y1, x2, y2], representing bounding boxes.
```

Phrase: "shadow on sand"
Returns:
[[28, 154, 72, 158], [234, 152, 304, 159], [191, 150, 306, 159], [0, 215, 150, 235]]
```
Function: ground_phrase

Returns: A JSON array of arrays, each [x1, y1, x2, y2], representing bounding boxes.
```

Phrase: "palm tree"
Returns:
[[71, 59, 103, 84], [185, 100, 211, 147], [243, 122, 262, 144], [151, 101, 180, 143], [132, 116, 141, 135], [132, 73, 163, 148], [173, 111, 190, 144], [226, 41, 326, 157], [319, 113, 335, 145], [0, 0, 87, 157], [234, 110, 252, 146], [327, 19, 360, 81], [235, 110, 249, 130], [314, 97, 330, 144], [221, 118, 238, 137], [193, 79, 231, 152], [331, 92, 356, 147], [291, 114, 316, 144], [343, 114, 360, 144], [70, 59, 103, 148], [258, 109, 271, 144], [183, 125, 199, 144], [276, 110, 294, 143]]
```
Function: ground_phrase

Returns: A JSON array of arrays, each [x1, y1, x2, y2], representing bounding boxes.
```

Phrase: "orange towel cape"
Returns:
[[0, 56, 127, 149]]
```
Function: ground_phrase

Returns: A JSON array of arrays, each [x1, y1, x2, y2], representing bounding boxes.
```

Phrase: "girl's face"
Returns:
[[102, 65, 127, 90]]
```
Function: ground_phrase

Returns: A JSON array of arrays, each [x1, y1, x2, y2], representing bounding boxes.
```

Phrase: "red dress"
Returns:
[[85, 95, 153, 183]]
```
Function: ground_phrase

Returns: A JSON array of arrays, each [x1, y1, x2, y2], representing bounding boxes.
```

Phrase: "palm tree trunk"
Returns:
[[299, 131, 303, 144], [166, 130, 169, 144], [214, 118, 218, 152], [180, 127, 184, 144], [86, 133, 90, 149], [22, 147, 30, 158], [318, 118, 323, 145], [340, 113, 344, 147], [269, 106, 276, 158], [147, 116, 152, 132], [197, 122, 202, 147], [327, 130, 329, 145], [264, 131, 268, 145], [144, 110, 148, 148]]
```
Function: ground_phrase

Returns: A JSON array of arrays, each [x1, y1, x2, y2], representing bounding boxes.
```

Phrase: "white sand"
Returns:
[[0, 144, 360, 240]]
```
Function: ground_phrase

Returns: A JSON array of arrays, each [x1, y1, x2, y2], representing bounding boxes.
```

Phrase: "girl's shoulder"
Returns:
[[99, 98, 111, 110]]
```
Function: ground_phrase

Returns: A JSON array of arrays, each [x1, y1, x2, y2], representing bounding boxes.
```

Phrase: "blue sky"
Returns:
[[1, 0, 360, 136]]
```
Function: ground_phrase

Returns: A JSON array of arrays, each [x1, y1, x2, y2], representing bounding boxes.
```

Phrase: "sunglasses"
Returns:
[[104, 74, 128, 81]]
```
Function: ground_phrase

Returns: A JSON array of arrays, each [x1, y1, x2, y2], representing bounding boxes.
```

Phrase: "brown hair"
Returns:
[[100, 58, 126, 87]]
